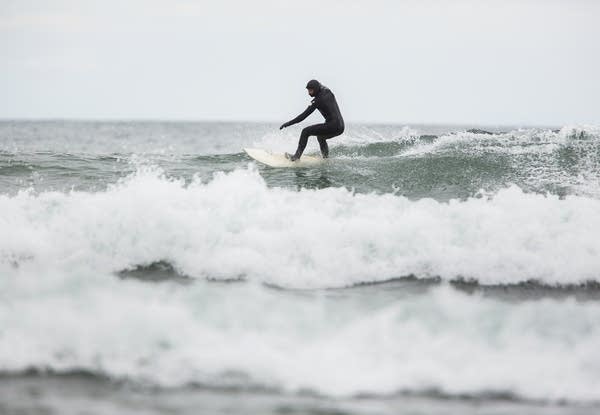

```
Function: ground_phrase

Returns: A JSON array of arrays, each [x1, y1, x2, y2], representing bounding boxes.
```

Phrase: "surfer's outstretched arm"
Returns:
[[280, 104, 316, 129]]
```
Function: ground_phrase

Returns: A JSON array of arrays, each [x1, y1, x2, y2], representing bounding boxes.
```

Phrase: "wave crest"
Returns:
[[1, 165, 599, 288]]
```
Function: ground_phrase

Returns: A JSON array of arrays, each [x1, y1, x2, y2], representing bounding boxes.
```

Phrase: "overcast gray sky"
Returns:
[[1, 0, 599, 125]]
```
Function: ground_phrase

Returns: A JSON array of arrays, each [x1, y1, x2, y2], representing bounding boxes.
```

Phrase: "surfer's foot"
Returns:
[[285, 153, 300, 162]]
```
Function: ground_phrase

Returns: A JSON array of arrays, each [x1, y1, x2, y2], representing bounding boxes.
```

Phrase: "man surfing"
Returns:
[[280, 79, 344, 161]]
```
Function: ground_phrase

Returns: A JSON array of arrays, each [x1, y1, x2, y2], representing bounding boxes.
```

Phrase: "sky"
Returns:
[[1, 0, 599, 125]]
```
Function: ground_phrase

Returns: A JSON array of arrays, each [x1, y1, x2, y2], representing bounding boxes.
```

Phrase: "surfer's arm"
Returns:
[[280, 103, 316, 129]]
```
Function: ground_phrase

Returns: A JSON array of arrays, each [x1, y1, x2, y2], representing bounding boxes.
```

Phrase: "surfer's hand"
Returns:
[[279, 122, 290, 130]]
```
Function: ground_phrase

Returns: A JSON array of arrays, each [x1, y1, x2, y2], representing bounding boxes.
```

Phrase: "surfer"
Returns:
[[280, 79, 344, 161]]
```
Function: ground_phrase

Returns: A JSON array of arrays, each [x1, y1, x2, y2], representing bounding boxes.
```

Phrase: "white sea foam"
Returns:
[[2, 165, 600, 402], [398, 125, 600, 158], [1, 278, 600, 402], [1, 165, 599, 287]]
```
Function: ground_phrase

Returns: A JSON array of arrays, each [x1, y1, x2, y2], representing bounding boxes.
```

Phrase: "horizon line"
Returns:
[[0, 117, 563, 129]]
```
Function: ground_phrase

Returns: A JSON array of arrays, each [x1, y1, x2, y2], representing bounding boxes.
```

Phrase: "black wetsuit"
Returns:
[[282, 85, 344, 159]]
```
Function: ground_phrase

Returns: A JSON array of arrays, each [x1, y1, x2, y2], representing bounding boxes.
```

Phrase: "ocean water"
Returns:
[[1, 120, 600, 415]]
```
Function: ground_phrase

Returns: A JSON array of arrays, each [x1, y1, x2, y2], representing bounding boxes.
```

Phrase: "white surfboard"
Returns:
[[244, 148, 324, 168]]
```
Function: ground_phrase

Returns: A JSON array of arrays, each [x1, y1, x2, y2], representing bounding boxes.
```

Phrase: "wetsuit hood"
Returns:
[[306, 79, 322, 93]]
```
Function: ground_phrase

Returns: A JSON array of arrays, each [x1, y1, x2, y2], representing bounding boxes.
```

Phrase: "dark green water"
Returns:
[[1, 121, 598, 200]]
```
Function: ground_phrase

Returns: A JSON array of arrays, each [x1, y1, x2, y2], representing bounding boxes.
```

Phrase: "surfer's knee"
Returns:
[[301, 126, 312, 138]]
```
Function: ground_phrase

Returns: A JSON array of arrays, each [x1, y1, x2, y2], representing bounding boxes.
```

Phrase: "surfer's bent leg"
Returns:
[[294, 123, 343, 159], [317, 128, 345, 158], [317, 136, 329, 158], [294, 127, 312, 159]]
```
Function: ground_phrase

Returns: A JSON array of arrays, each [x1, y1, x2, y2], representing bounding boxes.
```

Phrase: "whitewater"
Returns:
[[2, 165, 600, 287], [1, 121, 600, 414]]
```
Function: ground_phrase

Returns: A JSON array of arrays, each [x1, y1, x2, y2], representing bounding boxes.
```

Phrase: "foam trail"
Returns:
[[1, 165, 599, 288]]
